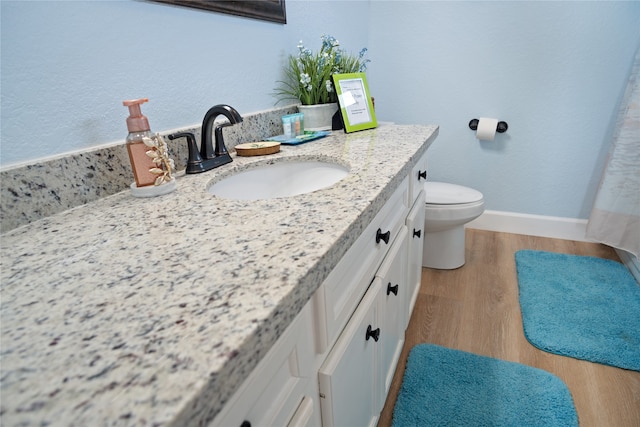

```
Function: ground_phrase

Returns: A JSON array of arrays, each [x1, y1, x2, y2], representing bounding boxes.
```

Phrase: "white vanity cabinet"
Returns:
[[315, 177, 412, 427], [317, 227, 408, 427], [312, 150, 429, 427], [211, 148, 430, 427]]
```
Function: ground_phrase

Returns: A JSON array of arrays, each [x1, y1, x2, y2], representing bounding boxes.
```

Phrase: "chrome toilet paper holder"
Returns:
[[469, 119, 508, 133]]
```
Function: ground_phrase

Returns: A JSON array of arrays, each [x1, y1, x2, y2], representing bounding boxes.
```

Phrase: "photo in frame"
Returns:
[[332, 73, 377, 133]]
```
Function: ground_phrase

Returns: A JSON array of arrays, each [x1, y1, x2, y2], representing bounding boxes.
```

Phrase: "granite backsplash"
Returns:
[[0, 105, 296, 233]]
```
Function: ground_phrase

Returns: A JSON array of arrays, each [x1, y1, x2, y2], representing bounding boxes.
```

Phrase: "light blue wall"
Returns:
[[2, 1, 639, 220], [368, 1, 640, 219], [0, 0, 370, 165]]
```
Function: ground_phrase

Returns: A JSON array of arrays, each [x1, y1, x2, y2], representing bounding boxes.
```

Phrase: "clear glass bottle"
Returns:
[[123, 98, 157, 187]]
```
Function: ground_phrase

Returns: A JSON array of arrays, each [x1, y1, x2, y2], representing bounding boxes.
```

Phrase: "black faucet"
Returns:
[[168, 104, 243, 174]]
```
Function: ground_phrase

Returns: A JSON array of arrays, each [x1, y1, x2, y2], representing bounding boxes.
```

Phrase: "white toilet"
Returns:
[[422, 182, 485, 269]]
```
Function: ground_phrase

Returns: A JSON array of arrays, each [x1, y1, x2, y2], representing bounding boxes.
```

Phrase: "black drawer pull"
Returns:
[[366, 325, 380, 342], [241, 422, 251, 427], [413, 228, 422, 238], [387, 283, 399, 296], [418, 170, 427, 180], [376, 228, 390, 244]]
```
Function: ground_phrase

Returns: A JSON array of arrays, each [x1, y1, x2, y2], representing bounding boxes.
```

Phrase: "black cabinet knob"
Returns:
[[387, 283, 399, 296], [376, 228, 390, 244], [418, 170, 427, 180], [366, 325, 380, 342], [413, 228, 422, 238], [240, 422, 251, 427]]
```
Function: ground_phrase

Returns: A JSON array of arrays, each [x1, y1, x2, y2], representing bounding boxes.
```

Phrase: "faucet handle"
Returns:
[[214, 126, 229, 157], [168, 132, 207, 174]]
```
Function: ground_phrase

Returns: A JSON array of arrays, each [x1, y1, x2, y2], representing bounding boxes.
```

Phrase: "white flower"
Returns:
[[300, 73, 312, 91], [325, 80, 334, 93]]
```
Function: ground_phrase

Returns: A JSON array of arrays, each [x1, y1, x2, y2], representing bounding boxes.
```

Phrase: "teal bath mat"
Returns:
[[392, 344, 578, 426], [515, 250, 640, 371]]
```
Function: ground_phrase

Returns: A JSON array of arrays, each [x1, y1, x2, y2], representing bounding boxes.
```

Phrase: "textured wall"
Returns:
[[369, 1, 640, 219], [3, 0, 639, 220], [0, 0, 370, 166]]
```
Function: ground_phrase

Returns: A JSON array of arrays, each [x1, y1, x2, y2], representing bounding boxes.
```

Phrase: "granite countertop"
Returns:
[[0, 124, 438, 426]]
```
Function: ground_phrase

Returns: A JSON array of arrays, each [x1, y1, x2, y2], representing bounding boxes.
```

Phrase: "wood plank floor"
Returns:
[[378, 229, 640, 427]]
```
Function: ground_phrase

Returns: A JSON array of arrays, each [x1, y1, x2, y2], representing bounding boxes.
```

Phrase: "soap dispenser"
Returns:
[[123, 98, 176, 197]]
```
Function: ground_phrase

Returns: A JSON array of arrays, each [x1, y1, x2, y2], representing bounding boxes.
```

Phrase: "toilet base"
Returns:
[[422, 225, 466, 269]]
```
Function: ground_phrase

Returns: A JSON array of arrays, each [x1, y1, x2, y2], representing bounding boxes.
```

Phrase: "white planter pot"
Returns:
[[298, 103, 339, 131]]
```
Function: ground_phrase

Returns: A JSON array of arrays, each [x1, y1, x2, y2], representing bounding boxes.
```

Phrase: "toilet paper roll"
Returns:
[[476, 117, 499, 141]]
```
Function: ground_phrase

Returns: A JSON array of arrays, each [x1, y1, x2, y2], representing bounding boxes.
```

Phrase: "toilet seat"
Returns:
[[424, 182, 483, 205]]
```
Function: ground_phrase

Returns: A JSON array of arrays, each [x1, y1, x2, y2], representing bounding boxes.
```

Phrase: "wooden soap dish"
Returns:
[[235, 141, 281, 157]]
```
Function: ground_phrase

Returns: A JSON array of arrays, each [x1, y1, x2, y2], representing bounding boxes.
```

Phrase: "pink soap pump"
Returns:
[[123, 98, 176, 197]]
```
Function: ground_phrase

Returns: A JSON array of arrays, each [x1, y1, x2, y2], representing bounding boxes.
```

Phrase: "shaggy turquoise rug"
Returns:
[[515, 250, 640, 371], [391, 344, 578, 426]]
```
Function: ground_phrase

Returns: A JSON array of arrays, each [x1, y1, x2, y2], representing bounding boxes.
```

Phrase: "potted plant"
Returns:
[[275, 34, 370, 130]]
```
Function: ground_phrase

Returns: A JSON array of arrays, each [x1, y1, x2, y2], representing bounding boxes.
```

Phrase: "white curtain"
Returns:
[[586, 48, 640, 260]]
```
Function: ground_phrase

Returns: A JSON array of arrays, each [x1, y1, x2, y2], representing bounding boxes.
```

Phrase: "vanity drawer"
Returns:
[[313, 177, 409, 354], [210, 302, 319, 427], [409, 149, 428, 204]]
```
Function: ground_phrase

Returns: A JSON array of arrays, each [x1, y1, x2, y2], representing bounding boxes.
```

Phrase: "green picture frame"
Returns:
[[332, 73, 377, 133]]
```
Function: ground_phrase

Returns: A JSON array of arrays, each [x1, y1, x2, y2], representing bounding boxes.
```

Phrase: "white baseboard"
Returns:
[[615, 249, 640, 284], [466, 210, 591, 242], [466, 210, 639, 283]]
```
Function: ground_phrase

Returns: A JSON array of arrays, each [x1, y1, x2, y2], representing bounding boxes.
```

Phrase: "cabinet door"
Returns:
[[405, 190, 425, 327], [376, 227, 408, 403], [318, 279, 381, 427], [210, 303, 318, 427]]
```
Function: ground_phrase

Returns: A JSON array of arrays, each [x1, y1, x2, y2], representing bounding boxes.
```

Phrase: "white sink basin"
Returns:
[[207, 160, 349, 200]]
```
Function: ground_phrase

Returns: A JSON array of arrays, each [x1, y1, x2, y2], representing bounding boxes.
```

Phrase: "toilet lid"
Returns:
[[424, 182, 483, 204]]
